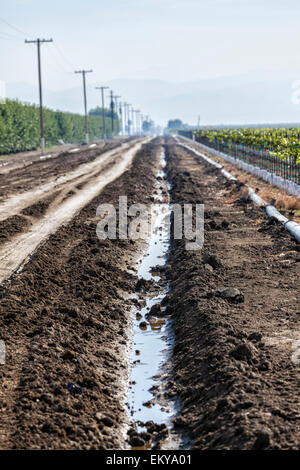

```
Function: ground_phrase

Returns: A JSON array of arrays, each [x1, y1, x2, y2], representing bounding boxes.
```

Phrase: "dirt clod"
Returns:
[[216, 287, 244, 302], [230, 342, 257, 362]]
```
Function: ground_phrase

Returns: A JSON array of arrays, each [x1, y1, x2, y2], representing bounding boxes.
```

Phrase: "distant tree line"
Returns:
[[89, 106, 119, 121], [167, 119, 190, 130]]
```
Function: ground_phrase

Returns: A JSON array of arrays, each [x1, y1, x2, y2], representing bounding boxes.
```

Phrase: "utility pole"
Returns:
[[135, 110, 138, 135], [95, 86, 109, 139], [138, 110, 142, 135], [114, 95, 121, 135], [134, 110, 140, 135], [146, 115, 150, 134], [133, 109, 139, 135], [131, 107, 135, 135], [110, 90, 115, 136], [138, 113, 140, 134], [119, 102, 124, 136], [25, 38, 53, 155], [123, 103, 127, 135], [75, 69, 93, 144], [127, 104, 131, 135], [124, 103, 129, 135]]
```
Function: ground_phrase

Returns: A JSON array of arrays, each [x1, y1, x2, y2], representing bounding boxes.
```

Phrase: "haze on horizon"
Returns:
[[1, 0, 300, 126]]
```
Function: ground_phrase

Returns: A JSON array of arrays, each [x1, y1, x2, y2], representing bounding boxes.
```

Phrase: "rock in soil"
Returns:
[[216, 287, 244, 302]]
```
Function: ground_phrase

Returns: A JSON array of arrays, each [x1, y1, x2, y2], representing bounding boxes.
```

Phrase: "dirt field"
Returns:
[[0, 138, 160, 449], [0, 139, 125, 244], [165, 140, 299, 450], [0, 136, 299, 450]]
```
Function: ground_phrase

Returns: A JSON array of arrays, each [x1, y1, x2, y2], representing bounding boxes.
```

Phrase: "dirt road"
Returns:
[[0, 137, 298, 450], [0, 139, 149, 283], [0, 140, 128, 247]]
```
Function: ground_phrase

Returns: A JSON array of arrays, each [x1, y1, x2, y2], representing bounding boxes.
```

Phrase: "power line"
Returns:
[[45, 44, 73, 75], [0, 15, 76, 74], [0, 30, 24, 40], [0, 16, 29, 37], [53, 43, 76, 71], [0, 30, 26, 42]]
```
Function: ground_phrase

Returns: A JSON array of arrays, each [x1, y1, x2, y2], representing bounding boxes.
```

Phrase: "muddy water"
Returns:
[[127, 149, 188, 450]]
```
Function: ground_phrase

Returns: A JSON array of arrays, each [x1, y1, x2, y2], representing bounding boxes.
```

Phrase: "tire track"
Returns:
[[0, 140, 138, 222], [0, 138, 150, 284]]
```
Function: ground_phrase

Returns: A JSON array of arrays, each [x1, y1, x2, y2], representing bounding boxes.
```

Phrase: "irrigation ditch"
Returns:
[[0, 137, 298, 449]]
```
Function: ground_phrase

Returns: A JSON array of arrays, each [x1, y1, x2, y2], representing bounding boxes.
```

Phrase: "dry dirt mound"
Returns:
[[164, 140, 299, 450]]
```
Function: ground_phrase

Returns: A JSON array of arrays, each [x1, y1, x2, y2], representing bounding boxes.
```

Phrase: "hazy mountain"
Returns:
[[6, 74, 300, 127]]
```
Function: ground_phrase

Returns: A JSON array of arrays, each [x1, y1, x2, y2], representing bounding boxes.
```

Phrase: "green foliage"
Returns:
[[142, 120, 151, 132], [89, 106, 120, 135], [192, 127, 300, 164], [0, 99, 119, 155], [89, 106, 114, 119], [168, 119, 184, 129]]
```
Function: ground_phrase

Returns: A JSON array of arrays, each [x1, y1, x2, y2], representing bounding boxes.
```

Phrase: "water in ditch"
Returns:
[[127, 149, 188, 450]]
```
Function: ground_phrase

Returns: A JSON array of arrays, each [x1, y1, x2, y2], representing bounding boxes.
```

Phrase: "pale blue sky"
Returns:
[[1, 0, 300, 90]]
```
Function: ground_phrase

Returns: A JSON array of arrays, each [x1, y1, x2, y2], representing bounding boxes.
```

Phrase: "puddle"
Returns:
[[127, 149, 188, 450]]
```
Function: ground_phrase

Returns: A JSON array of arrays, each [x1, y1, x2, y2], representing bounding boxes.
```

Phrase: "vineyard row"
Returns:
[[179, 128, 300, 185]]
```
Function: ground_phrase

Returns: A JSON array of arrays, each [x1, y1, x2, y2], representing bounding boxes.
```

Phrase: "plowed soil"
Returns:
[[0, 141, 124, 198], [0, 139, 160, 449], [164, 140, 299, 450], [0, 136, 299, 450]]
